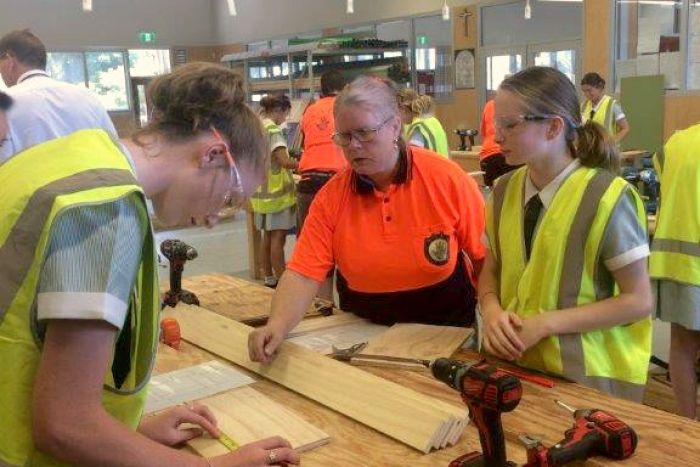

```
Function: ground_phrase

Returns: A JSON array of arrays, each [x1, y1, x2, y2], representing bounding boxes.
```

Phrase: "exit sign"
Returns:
[[417, 35, 429, 46], [139, 31, 156, 44]]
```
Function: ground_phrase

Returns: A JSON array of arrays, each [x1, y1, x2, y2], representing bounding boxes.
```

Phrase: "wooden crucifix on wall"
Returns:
[[459, 9, 473, 38]]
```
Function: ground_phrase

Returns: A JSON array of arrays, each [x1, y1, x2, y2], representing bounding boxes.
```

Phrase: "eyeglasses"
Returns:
[[494, 114, 553, 133], [332, 116, 393, 147], [211, 127, 245, 207]]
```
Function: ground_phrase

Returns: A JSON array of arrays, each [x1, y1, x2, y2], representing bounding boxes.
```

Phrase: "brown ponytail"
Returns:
[[572, 121, 620, 173]]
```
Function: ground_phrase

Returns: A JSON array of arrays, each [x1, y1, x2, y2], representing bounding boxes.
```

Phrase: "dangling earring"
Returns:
[[393, 137, 399, 148]]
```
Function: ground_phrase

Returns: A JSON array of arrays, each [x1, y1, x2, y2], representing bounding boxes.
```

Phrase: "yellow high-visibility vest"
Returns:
[[581, 94, 618, 136], [486, 165, 651, 400], [0, 129, 159, 466], [251, 120, 296, 214], [406, 116, 450, 158], [650, 123, 700, 285]]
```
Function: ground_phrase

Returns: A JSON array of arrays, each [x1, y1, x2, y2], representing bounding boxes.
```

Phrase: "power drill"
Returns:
[[522, 400, 638, 466], [161, 239, 200, 309], [432, 358, 522, 467]]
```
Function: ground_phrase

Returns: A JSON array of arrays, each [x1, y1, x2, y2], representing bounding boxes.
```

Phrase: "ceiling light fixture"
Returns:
[[347, 0, 354, 14], [82, 0, 92, 12], [226, 0, 237, 16], [442, 1, 450, 21], [524, 0, 532, 19]]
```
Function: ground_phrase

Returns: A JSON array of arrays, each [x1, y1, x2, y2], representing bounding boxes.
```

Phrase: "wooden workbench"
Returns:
[[157, 274, 700, 466]]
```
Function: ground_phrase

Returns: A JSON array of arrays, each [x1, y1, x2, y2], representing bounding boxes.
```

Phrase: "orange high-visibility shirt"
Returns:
[[299, 96, 348, 173], [288, 147, 485, 293], [479, 100, 501, 160]]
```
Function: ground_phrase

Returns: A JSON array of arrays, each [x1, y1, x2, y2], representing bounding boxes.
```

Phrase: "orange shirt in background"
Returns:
[[479, 99, 501, 161], [299, 96, 348, 173], [287, 147, 485, 293]]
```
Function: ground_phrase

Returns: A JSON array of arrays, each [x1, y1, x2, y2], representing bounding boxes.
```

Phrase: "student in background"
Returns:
[[0, 29, 116, 161], [396, 87, 450, 158], [479, 93, 520, 187], [297, 70, 347, 299], [650, 122, 700, 419], [252, 95, 298, 288], [479, 66, 652, 402], [580, 72, 630, 144]]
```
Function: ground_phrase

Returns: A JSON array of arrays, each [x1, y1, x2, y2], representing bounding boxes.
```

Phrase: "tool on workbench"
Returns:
[[160, 317, 181, 350], [329, 342, 432, 369], [455, 128, 479, 151], [161, 239, 200, 309], [217, 432, 239, 451], [432, 358, 522, 467], [520, 400, 638, 466]]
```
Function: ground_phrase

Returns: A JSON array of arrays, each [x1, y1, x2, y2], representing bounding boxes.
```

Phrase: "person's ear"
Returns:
[[200, 142, 229, 169], [546, 116, 565, 140]]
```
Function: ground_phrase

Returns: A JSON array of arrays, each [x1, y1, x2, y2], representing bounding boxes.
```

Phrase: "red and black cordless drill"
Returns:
[[522, 400, 638, 466], [161, 239, 200, 309], [432, 358, 523, 467]]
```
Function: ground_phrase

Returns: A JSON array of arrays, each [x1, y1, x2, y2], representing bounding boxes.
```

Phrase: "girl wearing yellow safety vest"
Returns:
[[252, 95, 298, 288], [396, 88, 450, 158], [580, 72, 630, 144], [479, 66, 652, 402], [0, 63, 299, 466]]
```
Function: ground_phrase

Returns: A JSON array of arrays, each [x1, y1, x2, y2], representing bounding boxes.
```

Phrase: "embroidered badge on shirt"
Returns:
[[425, 233, 450, 266]]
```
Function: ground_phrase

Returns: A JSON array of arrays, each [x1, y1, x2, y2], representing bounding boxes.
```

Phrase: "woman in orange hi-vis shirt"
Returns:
[[479, 95, 520, 187], [249, 76, 485, 363]]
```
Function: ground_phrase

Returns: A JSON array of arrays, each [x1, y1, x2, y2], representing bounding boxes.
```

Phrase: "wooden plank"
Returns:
[[362, 323, 473, 361], [287, 312, 367, 337], [188, 387, 330, 456], [166, 304, 466, 453]]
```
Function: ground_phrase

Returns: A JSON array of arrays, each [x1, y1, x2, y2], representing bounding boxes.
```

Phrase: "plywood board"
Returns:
[[166, 304, 466, 453], [287, 312, 366, 337], [162, 273, 315, 323], [362, 324, 473, 361], [188, 387, 330, 456]]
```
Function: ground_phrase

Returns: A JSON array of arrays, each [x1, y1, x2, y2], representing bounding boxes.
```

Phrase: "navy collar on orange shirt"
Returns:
[[352, 145, 413, 195]]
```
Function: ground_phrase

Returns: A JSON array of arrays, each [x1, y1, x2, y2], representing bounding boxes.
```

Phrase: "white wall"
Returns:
[[213, 0, 475, 45], [0, 0, 217, 48]]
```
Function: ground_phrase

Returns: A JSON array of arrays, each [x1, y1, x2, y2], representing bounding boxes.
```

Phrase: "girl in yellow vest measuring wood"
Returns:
[[251, 95, 298, 288], [0, 63, 299, 466], [580, 72, 630, 145], [479, 66, 652, 402]]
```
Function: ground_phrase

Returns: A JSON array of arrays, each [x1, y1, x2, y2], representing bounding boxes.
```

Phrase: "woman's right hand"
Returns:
[[210, 436, 300, 466], [248, 325, 285, 363], [482, 305, 525, 361]]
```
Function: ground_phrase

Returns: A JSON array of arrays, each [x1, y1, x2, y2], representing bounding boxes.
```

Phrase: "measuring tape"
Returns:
[[218, 432, 239, 451]]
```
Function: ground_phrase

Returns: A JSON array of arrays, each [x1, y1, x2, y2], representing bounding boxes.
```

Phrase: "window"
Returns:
[[86, 51, 129, 111], [414, 15, 453, 100], [534, 49, 576, 83], [615, 0, 683, 90], [687, 1, 700, 88], [46, 52, 86, 86], [486, 54, 523, 91], [128, 49, 171, 78]]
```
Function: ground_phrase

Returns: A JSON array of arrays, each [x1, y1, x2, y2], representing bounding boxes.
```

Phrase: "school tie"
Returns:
[[524, 194, 543, 261]]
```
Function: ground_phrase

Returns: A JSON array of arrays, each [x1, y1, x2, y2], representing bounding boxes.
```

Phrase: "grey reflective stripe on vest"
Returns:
[[0, 169, 138, 323], [490, 170, 518, 263], [557, 170, 644, 400], [652, 238, 700, 257], [412, 122, 437, 151]]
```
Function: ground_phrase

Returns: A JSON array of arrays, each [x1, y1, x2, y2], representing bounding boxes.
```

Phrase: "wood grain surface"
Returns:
[[187, 387, 330, 456], [362, 323, 473, 361], [164, 304, 467, 453], [155, 274, 700, 466]]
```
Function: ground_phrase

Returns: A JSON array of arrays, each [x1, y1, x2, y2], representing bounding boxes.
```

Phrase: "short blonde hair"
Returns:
[[396, 88, 434, 118]]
